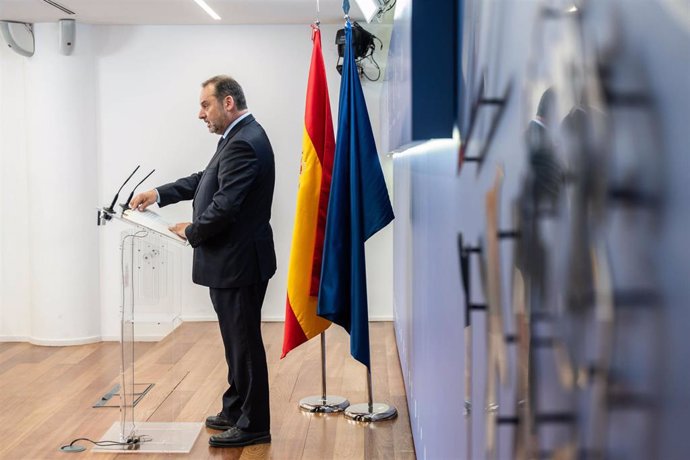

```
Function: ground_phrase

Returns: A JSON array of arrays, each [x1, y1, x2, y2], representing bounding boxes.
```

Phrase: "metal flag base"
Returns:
[[344, 402, 398, 422], [299, 395, 350, 413], [296, 333, 349, 413]]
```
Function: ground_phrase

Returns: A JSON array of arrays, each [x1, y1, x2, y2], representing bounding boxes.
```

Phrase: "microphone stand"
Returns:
[[99, 165, 140, 224], [121, 169, 155, 211]]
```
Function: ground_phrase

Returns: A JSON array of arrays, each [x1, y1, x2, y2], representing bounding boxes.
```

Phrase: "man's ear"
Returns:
[[224, 95, 235, 112]]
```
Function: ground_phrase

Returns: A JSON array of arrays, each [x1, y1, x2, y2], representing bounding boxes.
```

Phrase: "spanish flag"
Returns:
[[282, 25, 335, 358]]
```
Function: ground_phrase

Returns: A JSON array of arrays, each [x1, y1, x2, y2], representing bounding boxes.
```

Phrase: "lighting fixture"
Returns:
[[42, 0, 75, 15], [389, 139, 458, 159], [0, 21, 34, 57], [354, 0, 383, 23], [193, 0, 221, 20]]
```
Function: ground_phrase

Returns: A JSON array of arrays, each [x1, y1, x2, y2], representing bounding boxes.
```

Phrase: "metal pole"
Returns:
[[344, 360, 397, 422], [342, 318, 396, 422], [367, 367, 373, 412], [298, 331, 350, 413], [321, 332, 327, 401], [120, 240, 126, 442]]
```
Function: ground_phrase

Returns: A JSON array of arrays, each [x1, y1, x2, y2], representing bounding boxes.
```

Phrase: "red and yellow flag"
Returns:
[[281, 25, 335, 358]]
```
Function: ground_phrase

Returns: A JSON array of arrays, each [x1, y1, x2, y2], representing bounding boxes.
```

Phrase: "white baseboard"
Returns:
[[261, 315, 283, 322], [260, 315, 393, 322], [0, 336, 29, 343], [2, 316, 394, 345], [181, 315, 285, 323], [180, 315, 217, 322], [0, 335, 102, 346], [180, 315, 393, 322], [101, 334, 172, 342], [368, 316, 394, 322]]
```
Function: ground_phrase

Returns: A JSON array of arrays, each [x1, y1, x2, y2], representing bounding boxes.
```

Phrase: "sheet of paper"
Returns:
[[121, 209, 188, 245]]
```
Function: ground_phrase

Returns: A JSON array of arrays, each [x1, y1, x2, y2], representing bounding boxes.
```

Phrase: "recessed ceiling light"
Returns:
[[193, 0, 221, 20]]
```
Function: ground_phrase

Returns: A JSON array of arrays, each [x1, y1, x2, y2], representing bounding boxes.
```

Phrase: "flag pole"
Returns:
[[299, 332, 350, 413], [295, 7, 349, 414], [367, 367, 373, 411], [330, 1, 396, 423], [344, 331, 398, 422], [321, 332, 327, 400]]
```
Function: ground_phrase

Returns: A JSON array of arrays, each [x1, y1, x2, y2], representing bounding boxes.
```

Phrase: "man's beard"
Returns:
[[207, 121, 221, 134]]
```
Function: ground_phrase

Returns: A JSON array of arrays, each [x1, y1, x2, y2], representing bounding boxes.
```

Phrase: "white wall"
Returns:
[[0, 23, 101, 344], [0, 22, 394, 342], [1, 31, 35, 340], [95, 24, 393, 339]]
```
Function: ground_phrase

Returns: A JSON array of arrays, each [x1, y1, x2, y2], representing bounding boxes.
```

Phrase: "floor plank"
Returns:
[[0, 321, 413, 459]]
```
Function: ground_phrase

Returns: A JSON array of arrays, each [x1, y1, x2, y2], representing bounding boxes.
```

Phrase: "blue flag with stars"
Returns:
[[316, 21, 394, 368]]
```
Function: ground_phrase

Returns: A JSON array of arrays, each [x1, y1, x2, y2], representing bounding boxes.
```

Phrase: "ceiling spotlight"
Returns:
[[193, 0, 221, 20], [354, 0, 384, 23]]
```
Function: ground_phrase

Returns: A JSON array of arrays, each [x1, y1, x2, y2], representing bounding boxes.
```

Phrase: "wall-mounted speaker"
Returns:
[[0, 21, 35, 57], [59, 19, 75, 55]]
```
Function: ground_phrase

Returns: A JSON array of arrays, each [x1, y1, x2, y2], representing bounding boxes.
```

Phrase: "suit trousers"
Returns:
[[209, 281, 270, 433]]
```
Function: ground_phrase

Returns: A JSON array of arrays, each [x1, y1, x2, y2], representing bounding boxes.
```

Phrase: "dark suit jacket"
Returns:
[[157, 114, 277, 288]]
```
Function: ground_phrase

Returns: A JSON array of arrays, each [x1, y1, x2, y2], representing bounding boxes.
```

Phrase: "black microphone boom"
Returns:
[[122, 169, 155, 210], [104, 165, 140, 214]]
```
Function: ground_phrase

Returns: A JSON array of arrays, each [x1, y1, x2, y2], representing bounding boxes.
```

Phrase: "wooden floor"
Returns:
[[0, 322, 414, 459]]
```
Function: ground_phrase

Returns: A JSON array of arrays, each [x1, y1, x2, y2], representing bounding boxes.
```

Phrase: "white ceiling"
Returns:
[[0, 0, 371, 25]]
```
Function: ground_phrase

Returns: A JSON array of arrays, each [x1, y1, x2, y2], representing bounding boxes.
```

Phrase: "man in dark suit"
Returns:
[[130, 75, 276, 447]]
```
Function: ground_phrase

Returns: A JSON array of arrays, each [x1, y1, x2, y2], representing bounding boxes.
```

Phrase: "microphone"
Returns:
[[103, 165, 140, 214], [121, 169, 155, 211]]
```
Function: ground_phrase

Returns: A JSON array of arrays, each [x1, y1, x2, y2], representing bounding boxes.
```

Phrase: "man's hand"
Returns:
[[169, 222, 191, 240], [129, 189, 158, 211]]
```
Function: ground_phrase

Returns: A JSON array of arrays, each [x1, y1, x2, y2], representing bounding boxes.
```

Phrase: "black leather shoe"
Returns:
[[209, 426, 271, 447], [205, 412, 235, 431]]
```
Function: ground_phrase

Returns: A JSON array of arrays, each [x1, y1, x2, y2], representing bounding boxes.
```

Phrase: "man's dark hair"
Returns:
[[203, 75, 247, 110]]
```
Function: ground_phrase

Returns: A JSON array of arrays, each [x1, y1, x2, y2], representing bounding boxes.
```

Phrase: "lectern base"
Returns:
[[92, 422, 202, 454]]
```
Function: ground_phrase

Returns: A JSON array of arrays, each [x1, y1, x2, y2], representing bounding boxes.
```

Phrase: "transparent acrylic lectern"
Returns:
[[95, 208, 202, 453]]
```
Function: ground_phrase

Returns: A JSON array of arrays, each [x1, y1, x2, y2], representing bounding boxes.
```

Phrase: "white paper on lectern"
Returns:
[[121, 209, 189, 245]]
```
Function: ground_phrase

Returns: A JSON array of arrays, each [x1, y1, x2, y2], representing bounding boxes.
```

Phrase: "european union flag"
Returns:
[[316, 21, 395, 368]]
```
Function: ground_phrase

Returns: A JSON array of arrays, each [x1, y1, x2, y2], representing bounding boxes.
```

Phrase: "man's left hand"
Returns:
[[169, 222, 191, 240]]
